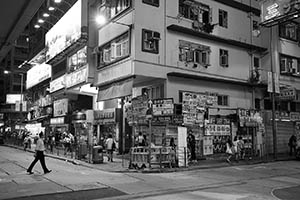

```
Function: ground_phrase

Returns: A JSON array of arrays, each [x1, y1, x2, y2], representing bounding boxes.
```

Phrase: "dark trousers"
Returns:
[[27, 151, 49, 173], [290, 146, 296, 156]]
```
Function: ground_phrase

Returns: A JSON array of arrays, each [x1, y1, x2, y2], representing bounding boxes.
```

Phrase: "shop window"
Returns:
[[219, 49, 228, 67], [143, 0, 159, 7], [97, 32, 130, 68], [67, 47, 87, 73], [280, 54, 300, 75], [219, 9, 228, 28], [97, 0, 131, 24], [142, 29, 160, 54], [179, 40, 211, 67], [217, 95, 228, 106], [279, 22, 298, 41]]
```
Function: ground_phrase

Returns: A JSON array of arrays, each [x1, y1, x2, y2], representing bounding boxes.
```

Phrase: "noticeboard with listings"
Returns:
[[182, 91, 217, 126]]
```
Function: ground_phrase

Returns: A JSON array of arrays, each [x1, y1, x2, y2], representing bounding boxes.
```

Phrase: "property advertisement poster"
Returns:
[[178, 126, 187, 167]]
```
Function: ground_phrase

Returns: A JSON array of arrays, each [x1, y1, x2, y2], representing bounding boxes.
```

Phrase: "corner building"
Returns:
[[93, 0, 268, 159]]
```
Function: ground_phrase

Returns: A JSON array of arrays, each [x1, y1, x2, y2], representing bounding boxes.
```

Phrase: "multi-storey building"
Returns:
[[93, 0, 268, 158]]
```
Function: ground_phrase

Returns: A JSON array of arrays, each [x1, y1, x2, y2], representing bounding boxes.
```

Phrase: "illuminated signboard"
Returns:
[[26, 63, 52, 89], [50, 75, 65, 93], [65, 65, 88, 88], [53, 99, 68, 117], [6, 94, 24, 104], [261, 0, 299, 25], [45, 0, 87, 62]]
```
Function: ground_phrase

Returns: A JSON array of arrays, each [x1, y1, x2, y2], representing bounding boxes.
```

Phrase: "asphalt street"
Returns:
[[1, 145, 300, 200]]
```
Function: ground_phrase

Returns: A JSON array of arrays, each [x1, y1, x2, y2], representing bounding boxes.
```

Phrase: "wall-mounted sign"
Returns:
[[50, 75, 65, 93], [72, 112, 86, 121], [152, 98, 174, 116], [261, 0, 298, 25], [45, 0, 87, 62], [50, 117, 65, 125], [53, 99, 68, 117], [65, 66, 88, 88], [6, 94, 23, 104], [26, 63, 52, 89], [94, 109, 115, 124]]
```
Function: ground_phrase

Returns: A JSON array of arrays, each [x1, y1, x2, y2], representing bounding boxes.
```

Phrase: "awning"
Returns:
[[97, 78, 133, 101]]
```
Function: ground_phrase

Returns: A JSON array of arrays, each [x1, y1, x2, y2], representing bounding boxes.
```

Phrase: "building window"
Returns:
[[253, 20, 259, 30], [67, 47, 87, 73], [97, 32, 130, 68], [179, 40, 211, 67], [254, 57, 260, 68], [219, 9, 228, 28], [179, 0, 211, 23], [97, 0, 131, 23], [217, 95, 228, 106], [142, 0, 159, 7], [142, 29, 160, 54], [279, 22, 298, 41], [255, 98, 261, 110], [280, 54, 300, 75], [142, 84, 164, 99], [219, 49, 228, 67]]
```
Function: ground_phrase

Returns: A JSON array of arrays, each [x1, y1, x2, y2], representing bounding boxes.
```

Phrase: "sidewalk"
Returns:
[[3, 143, 296, 173]]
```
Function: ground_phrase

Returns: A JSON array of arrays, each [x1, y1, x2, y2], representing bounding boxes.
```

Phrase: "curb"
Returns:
[[3, 144, 296, 173]]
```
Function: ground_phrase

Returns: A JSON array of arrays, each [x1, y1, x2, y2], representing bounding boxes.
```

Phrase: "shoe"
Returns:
[[44, 170, 52, 174], [226, 159, 231, 163], [27, 171, 34, 175]]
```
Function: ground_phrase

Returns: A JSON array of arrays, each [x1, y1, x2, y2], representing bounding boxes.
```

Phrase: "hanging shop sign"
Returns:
[[290, 112, 300, 121], [50, 75, 65, 93], [38, 95, 52, 107], [238, 109, 263, 127], [152, 98, 174, 116], [94, 109, 116, 124], [275, 111, 300, 121], [72, 112, 86, 122], [26, 63, 52, 89], [45, 0, 87, 62], [6, 94, 24, 104], [261, 0, 298, 25], [131, 95, 149, 125], [65, 66, 88, 88], [50, 117, 65, 125], [53, 99, 68, 117]]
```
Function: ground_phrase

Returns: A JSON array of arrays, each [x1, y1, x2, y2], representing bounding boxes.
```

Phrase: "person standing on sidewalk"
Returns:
[[27, 132, 52, 175], [105, 134, 115, 162]]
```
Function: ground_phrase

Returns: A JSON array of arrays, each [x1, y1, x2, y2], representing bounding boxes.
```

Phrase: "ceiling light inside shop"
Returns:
[[43, 12, 50, 17], [38, 19, 45, 23], [54, 0, 62, 3], [96, 15, 106, 25], [48, 6, 55, 11], [34, 24, 41, 29]]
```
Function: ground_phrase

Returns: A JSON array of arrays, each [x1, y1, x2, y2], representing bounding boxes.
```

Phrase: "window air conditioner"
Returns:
[[192, 20, 202, 29], [110, 43, 117, 59]]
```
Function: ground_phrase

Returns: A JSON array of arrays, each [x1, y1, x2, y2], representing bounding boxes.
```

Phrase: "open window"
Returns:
[[280, 54, 300, 75], [179, 40, 211, 67]]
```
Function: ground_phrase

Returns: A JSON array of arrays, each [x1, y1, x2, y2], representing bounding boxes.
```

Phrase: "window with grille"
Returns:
[[219, 49, 228, 67], [217, 95, 228, 106], [179, 40, 211, 67], [142, 29, 160, 54], [279, 54, 300, 75], [279, 22, 298, 41], [219, 9, 228, 28], [97, 32, 130, 68]]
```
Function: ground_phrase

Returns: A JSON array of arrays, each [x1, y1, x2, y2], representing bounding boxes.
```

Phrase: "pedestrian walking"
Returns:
[[225, 138, 233, 163], [288, 134, 297, 156], [187, 131, 196, 162], [237, 136, 245, 160], [233, 136, 238, 161], [27, 132, 52, 175], [105, 134, 115, 162]]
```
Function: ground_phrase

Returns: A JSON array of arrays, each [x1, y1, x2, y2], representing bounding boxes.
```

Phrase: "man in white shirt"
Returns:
[[27, 132, 51, 174]]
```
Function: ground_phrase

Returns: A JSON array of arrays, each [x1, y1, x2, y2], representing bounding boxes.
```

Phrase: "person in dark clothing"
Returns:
[[288, 134, 297, 156], [187, 131, 196, 162], [27, 132, 51, 175]]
